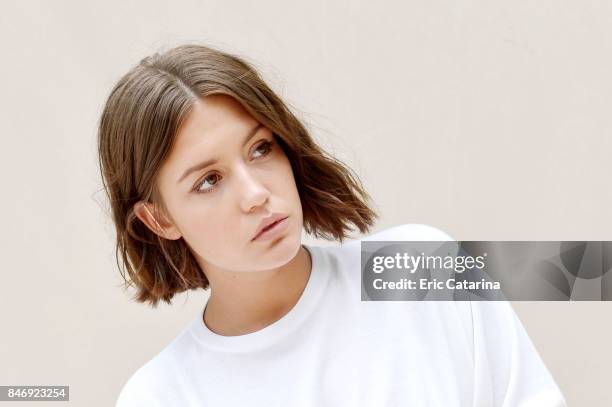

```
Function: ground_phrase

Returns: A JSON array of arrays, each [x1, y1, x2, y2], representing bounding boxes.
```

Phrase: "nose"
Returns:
[[235, 164, 270, 213]]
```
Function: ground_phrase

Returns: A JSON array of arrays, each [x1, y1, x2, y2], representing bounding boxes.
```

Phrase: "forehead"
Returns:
[[177, 95, 256, 145], [170, 95, 258, 155]]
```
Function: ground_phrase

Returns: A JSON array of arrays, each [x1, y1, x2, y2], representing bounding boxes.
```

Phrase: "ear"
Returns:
[[133, 201, 182, 240]]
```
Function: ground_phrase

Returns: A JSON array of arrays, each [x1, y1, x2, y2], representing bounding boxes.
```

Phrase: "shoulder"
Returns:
[[312, 223, 456, 287], [116, 359, 167, 406], [330, 223, 455, 255], [362, 223, 455, 242], [320, 223, 455, 262], [115, 327, 198, 407]]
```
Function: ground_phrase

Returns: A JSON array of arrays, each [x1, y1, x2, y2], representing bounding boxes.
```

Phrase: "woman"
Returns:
[[98, 44, 567, 406]]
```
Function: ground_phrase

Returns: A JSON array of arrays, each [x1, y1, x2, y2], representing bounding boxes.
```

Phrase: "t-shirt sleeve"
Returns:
[[470, 300, 568, 406], [115, 367, 168, 407], [116, 389, 163, 407]]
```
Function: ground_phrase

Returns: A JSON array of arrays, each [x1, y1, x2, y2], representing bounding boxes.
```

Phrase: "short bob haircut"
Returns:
[[97, 44, 379, 307]]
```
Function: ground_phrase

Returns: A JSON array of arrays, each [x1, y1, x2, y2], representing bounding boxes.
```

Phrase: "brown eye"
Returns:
[[195, 172, 221, 194]]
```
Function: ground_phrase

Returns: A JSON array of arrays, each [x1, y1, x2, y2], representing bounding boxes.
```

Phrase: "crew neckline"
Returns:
[[189, 244, 328, 353]]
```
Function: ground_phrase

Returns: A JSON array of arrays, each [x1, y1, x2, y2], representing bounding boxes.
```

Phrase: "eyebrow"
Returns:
[[177, 123, 264, 184]]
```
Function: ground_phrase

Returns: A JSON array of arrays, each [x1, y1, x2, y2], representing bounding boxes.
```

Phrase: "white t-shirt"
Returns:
[[116, 223, 568, 406]]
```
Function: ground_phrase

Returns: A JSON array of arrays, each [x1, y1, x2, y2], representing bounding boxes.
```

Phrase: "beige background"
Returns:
[[0, 0, 610, 405]]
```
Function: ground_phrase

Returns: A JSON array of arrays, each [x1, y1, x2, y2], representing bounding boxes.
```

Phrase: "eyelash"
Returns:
[[192, 140, 275, 194]]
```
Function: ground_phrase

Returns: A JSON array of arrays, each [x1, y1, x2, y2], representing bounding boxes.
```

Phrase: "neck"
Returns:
[[202, 245, 312, 336]]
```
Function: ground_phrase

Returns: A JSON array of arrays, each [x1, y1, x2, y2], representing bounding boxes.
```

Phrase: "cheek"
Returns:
[[275, 159, 303, 222], [180, 204, 235, 255], [275, 156, 299, 194]]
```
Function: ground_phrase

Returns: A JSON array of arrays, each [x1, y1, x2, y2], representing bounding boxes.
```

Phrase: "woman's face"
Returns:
[[147, 94, 304, 274]]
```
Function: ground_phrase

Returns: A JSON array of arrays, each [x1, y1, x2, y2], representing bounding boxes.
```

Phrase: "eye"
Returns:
[[194, 172, 221, 194], [192, 140, 275, 194], [252, 140, 273, 159]]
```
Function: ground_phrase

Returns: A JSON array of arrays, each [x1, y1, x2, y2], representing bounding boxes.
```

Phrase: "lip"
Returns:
[[252, 213, 289, 241]]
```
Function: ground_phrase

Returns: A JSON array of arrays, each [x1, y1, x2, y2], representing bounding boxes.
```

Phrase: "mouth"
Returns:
[[252, 216, 289, 241]]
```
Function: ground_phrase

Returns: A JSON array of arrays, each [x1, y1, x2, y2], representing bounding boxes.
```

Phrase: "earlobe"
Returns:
[[134, 201, 182, 241]]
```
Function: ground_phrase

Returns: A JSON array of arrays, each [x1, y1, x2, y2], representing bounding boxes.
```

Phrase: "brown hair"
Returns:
[[97, 43, 379, 307]]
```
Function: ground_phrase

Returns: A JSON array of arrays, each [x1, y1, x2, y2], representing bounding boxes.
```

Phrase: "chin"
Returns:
[[263, 232, 301, 265]]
